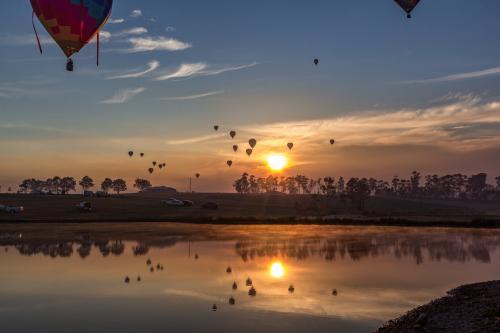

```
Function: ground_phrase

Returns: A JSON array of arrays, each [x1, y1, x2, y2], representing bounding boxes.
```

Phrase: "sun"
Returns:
[[267, 154, 288, 171], [270, 261, 285, 278]]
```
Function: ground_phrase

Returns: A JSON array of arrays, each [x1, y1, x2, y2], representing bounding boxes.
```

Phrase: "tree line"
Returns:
[[233, 172, 500, 206], [16, 176, 153, 195]]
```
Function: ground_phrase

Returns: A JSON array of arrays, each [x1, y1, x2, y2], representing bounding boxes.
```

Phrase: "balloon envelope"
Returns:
[[148, 168, 154, 174], [314, 59, 319, 65], [227, 160, 233, 167], [287, 143, 294, 150], [330, 139, 335, 145], [229, 131, 236, 138], [128, 151, 133, 157], [394, 0, 420, 17], [232, 145, 238, 152], [30, 0, 113, 57], [195, 173, 200, 178], [248, 139, 257, 148], [140, 153, 144, 157], [213, 125, 219, 131], [246, 148, 253, 156]]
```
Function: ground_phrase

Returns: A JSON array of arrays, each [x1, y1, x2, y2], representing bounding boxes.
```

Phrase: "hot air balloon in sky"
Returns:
[[246, 148, 253, 157], [394, 0, 420, 18], [248, 139, 257, 149], [128, 151, 133, 157], [232, 145, 238, 152], [140, 153, 144, 157], [213, 125, 219, 131], [226, 160, 233, 167], [195, 173, 200, 179], [30, 0, 113, 71], [287, 143, 294, 150], [229, 131, 236, 139], [152, 161, 157, 166], [148, 168, 154, 174], [330, 139, 335, 145], [314, 58, 319, 66]]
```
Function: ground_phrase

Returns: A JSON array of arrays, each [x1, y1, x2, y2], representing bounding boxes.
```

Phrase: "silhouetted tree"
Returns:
[[101, 178, 113, 194], [79, 176, 94, 193], [112, 179, 127, 195], [233, 173, 250, 194], [134, 178, 152, 192]]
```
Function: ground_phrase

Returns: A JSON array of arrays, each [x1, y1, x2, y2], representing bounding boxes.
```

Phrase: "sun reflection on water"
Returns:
[[270, 261, 285, 278]]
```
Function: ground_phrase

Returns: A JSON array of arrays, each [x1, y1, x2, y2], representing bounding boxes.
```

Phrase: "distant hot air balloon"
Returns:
[[227, 160, 233, 167], [148, 168, 154, 174], [214, 125, 219, 131], [246, 149, 253, 157], [394, 0, 420, 18], [330, 139, 335, 145], [232, 145, 238, 152], [162, 163, 166, 167], [152, 161, 157, 166], [30, 0, 113, 71], [128, 151, 134, 157], [159, 165, 163, 169], [229, 131, 236, 139], [140, 153, 144, 157], [314, 58, 319, 66], [195, 173, 200, 179], [287, 143, 294, 150], [248, 139, 257, 149]]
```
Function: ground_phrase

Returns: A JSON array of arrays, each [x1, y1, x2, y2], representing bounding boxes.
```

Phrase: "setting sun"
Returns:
[[270, 261, 286, 278], [266, 154, 288, 171]]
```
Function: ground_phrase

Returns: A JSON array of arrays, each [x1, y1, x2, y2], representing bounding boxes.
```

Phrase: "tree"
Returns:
[[467, 173, 487, 199], [112, 179, 127, 194], [60, 177, 76, 194], [496, 176, 500, 191], [134, 178, 152, 192], [410, 171, 421, 195], [233, 173, 250, 194], [345, 177, 371, 210], [101, 178, 113, 194], [79, 176, 94, 192], [320, 177, 336, 196]]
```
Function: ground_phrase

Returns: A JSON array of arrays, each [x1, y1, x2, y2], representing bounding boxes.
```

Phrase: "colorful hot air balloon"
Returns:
[[229, 131, 236, 139], [214, 125, 219, 131], [128, 151, 133, 157], [232, 145, 238, 152], [287, 143, 294, 150], [30, 0, 113, 71], [246, 148, 253, 157], [394, 0, 420, 18], [330, 139, 335, 145], [226, 160, 233, 167], [248, 139, 257, 149]]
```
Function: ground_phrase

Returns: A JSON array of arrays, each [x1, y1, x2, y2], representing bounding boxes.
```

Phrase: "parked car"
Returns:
[[162, 198, 185, 206], [201, 202, 218, 210], [76, 202, 92, 212]]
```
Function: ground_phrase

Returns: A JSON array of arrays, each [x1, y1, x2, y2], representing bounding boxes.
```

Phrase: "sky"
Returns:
[[2, 0, 500, 192]]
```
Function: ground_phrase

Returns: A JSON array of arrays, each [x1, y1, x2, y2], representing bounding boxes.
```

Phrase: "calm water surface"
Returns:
[[1, 224, 499, 333]]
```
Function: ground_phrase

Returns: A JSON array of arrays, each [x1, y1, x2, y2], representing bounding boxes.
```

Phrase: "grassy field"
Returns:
[[1, 192, 500, 227]]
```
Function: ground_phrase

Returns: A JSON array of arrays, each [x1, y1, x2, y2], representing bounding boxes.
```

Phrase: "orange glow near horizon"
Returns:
[[266, 154, 288, 172]]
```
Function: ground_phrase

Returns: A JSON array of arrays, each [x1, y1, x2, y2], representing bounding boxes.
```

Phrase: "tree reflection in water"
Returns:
[[0, 229, 499, 264]]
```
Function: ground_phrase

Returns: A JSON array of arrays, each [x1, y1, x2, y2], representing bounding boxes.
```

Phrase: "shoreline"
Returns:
[[375, 280, 500, 332], [1, 217, 500, 228]]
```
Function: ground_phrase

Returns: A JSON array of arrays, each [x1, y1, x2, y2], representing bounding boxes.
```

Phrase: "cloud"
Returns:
[[114, 27, 148, 37], [165, 26, 176, 32], [100, 87, 145, 104], [237, 94, 500, 151], [108, 18, 125, 24], [0, 33, 55, 46], [107, 60, 160, 79], [154, 62, 257, 81], [130, 9, 142, 18], [126, 36, 191, 52], [165, 133, 226, 145], [404, 66, 500, 84], [159, 91, 224, 101]]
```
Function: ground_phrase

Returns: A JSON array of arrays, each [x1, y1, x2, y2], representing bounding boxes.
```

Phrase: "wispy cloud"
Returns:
[[404, 66, 500, 84], [159, 90, 224, 101], [108, 18, 125, 24], [165, 26, 176, 32], [114, 27, 148, 37], [126, 36, 191, 53], [130, 9, 142, 18], [154, 62, 257, 81], [165, 133, 226, 145], [100, 87, 145, 104], [107, 60, 160, 79]]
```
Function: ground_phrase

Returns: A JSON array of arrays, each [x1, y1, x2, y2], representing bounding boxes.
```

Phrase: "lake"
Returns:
[[0, 224, 499, 333]]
